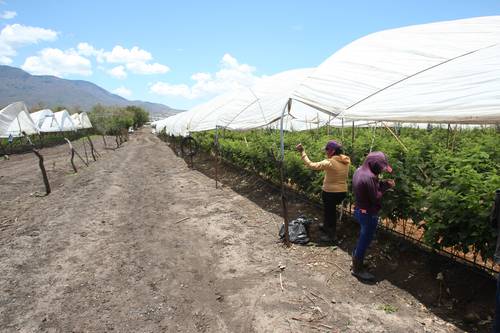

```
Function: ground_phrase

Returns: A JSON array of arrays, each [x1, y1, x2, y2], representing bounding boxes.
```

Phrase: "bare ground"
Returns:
[[0, 129, 495, 333]]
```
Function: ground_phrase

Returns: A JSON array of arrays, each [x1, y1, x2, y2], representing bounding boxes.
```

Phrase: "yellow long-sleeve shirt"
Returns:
[[301, 151, 351, 193]]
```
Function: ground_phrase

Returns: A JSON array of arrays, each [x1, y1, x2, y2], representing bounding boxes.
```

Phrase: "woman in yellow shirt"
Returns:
[[296, 140, 351, 244]]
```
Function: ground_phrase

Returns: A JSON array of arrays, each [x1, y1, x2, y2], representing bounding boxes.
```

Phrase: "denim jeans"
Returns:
[[353, 208, 379, 260]]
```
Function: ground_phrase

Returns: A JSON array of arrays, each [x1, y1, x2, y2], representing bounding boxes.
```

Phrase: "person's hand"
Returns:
[[386, 179, 396, 188], [295, 143, 304, 153]]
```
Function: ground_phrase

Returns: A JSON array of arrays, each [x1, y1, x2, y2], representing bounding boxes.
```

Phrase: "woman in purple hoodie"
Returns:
[[351, 151, 395, 282]]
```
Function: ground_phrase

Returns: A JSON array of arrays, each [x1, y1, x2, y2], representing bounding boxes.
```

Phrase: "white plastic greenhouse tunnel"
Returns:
[[158, 15, 500, 138], [54, 110, 77, 132], [71, 112, 93, 130], [0, 102, 39, 138], [0, 102, 51, 195], [155, 15, 500, 246], [1, 103, 97, 196], [31, 109, 62, 133]]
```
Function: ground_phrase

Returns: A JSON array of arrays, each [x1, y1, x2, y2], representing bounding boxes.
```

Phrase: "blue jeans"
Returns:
[[495, 274, 500, 333], [353, 208, 379, 260]]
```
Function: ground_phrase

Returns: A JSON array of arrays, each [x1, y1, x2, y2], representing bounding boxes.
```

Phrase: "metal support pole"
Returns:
[[215, 126, 219, 189], [189, 136, 193, 168], [349, 121, 355, 213], [341, 118, 344, 142], [327, 114, 331, 136], [446, 123, 451, 148], [279, 99, 291, 247], [351, 121, 355, 161]]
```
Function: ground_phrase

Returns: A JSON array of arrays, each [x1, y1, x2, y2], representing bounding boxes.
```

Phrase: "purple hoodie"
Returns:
[[352, 152, 392, 214]]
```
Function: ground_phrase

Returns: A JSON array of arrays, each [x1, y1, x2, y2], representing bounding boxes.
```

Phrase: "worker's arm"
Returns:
[[300, 151, 330, 171]]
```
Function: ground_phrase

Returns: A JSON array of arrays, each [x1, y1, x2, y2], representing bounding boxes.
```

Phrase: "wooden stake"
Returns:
[[32, 149, 51, 195], [82, 138, 89, 164], [65, 138, 78, 173], [64, 138, 89, 173], [381, 122, 409, 152], [87, 135, 98, 160]]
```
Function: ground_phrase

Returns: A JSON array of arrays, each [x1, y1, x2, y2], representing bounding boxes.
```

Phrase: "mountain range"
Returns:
[[0, 65, 183, 117]]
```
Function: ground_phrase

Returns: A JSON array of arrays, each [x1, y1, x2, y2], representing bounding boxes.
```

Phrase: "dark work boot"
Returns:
[[351, 256, 375, 282], [318, 226, 336, 245]]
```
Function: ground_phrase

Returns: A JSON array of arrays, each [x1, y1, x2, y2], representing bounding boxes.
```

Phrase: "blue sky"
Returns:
[[1, 0, 499, 109]]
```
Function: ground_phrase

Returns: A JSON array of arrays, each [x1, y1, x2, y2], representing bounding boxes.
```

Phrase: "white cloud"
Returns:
[[108, 65, 127, 79], [0, 10, 17, 19], [21, 48, 92, 77], [76, 42, 104, 59], [0, 23, 58, 64], [77, 43, 169, 77], [1, 23, 57, 45], [150, 82, 191, 98], [149, 53, 261, 99], [113, 86, 132, 98], [126, 61, 169, 74], [104, 45, 151, 64]]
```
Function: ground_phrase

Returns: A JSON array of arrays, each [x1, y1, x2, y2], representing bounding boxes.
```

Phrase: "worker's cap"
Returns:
[[325, 140, 341, 151]]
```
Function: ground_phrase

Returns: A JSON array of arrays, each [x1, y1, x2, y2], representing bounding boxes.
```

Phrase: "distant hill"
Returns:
[[0, 65, 183, 117]]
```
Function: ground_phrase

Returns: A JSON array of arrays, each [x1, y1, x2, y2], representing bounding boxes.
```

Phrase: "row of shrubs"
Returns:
[[184, 125, 499, 260], [88, 105, 149, 136]]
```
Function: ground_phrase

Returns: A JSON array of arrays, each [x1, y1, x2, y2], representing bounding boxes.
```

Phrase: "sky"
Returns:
[[1, 0, 499, 110]]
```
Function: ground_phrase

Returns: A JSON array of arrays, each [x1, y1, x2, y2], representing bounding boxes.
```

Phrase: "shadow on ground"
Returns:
[[168, 143, 495, 333]]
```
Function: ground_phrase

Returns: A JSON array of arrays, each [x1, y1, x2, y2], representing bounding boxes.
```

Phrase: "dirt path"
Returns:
[[0, 129, 490, 332]]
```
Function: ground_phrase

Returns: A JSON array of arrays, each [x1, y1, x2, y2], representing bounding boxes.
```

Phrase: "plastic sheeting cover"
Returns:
[[31, 109, 62, 132], [292, 16, 500, 124], [0, 102, 39, 138], [71, 113, 93, 129], [54, 110, 77, 132]]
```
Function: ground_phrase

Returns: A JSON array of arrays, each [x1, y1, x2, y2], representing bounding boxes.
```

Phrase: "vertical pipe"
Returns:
[[349, 121, 355, 213], [279, 99, 291, 247], [215, 126, 219, 189], [189, 136, 193, 168], [327, 114, 331, 136], [446, 123, 451, 148], [341, 118, 344, 142]]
